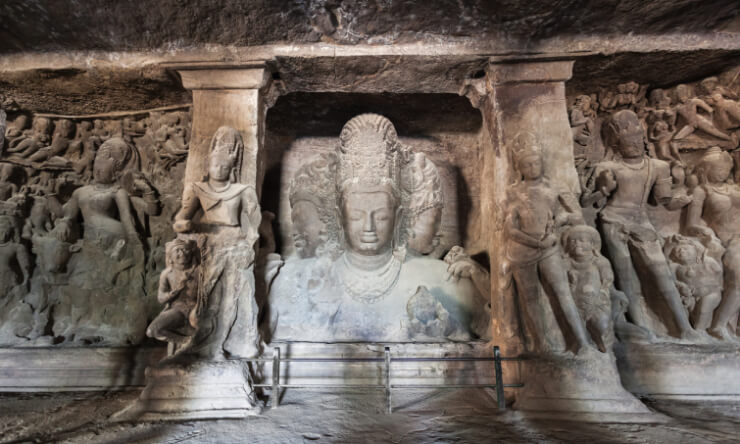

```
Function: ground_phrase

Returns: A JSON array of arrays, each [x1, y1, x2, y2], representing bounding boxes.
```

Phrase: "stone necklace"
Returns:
[[334, 251, 403, 304]]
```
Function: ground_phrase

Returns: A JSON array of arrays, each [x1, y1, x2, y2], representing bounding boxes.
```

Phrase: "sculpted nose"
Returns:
[[363, 212, 375, 232]]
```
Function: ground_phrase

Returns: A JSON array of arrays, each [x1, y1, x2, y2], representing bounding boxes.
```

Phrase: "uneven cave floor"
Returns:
[[0, 389, 738, 444]]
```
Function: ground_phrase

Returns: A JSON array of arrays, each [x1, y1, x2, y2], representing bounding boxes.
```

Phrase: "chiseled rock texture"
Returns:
[[1, 0, 739, 52]]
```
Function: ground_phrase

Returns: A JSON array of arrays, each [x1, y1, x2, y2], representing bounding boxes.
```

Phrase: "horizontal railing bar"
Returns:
[[247, 357, 525, 363], [254, 383, 524, 389]]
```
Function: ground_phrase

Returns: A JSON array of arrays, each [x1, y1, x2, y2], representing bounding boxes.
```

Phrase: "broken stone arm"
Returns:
[[173, 184, 199, 233]]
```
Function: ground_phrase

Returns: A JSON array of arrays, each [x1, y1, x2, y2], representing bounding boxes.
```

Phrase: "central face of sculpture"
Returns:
[[566, 231, 593, 261], [612, 111, 645, 158], [341, 189, 396, 256], [208, 154, 233, 182]]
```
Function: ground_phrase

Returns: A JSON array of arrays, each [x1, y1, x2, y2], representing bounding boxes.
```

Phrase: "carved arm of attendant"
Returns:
[[505, 206, 555, 249], [240, 186, 261, 246], [15, 243, 31, 287], [652, 161, 692, 209], [173, 184, 199, 233], [685, 187, 716, 238]]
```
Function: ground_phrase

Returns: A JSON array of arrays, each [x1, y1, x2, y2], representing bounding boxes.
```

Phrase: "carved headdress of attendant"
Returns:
[[192, 126, 248, 227]]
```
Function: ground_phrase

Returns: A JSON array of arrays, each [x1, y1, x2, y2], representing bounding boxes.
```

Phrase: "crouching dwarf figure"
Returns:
[[147, 238, 200, 345], [562, 225, 623, 352]]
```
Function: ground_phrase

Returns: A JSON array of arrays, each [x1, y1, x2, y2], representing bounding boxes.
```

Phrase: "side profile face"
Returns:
[[291, 200, 325, 258], [93, 146, 119, 184], [672, 244, 697, 265], [208, 154, 233, 182], [342, 190, 396, 256], [171, 245, 193, 270], [517, 154, 543, 181], [612, 112, 645, 159], [408, 207, 442, 255], [567, 232, 595, 261]]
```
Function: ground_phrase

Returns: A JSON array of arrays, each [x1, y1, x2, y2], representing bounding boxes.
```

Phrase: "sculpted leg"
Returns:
[[601, 223, 651, 328], [539, 254, 592, 351], [632, 240, 695, 336], [146, 309, 189, 344], [711, 248, 740, 339], [512, 265, 563, 353]]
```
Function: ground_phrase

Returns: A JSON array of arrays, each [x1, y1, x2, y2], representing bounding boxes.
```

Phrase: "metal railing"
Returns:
[[248, 345, 523, 413]]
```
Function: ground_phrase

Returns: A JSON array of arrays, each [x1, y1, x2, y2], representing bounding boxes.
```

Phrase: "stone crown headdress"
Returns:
[[336, 114, 402, 198], [510, 132, 542, 166], [209, 126, 244, 182]]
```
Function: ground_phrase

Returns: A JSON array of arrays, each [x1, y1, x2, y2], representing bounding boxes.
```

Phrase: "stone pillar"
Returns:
[[477, 59, 579, 357], [472, 58, 655, 421], [114, 63, 274, 422], [178, 62, 272, 193]]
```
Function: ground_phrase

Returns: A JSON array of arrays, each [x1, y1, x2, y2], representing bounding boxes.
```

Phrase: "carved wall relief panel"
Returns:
[[0, 106, 191, 346], [568, 68, 740, 342]]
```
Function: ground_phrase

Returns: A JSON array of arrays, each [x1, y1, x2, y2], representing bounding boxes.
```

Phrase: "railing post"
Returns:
[[272, 346, 281, 408], [493, 345, 505, 409], [385, 346, 392, 414]]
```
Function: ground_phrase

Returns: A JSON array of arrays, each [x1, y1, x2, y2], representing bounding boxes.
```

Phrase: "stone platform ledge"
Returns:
[[257, 341, 521, 388], [615, 340, 740, 401], [0, 346, 166, 392]]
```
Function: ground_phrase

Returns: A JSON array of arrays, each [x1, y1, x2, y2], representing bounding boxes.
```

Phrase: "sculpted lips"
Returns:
[[360, 232, 379, 243]]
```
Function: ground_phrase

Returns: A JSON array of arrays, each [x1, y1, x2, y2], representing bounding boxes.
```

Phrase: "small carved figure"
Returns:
[[504, 132, 592, 353], [402, 152, 444, 256], [562, 225, 617, 352], [590, 110, 697, 339], [3, 114, 29, 149], [0, 163, 18, 201], [28, 119, 75, 163], [7, 117, 52, 158], [0, 214, 31, 298], [707, 92, 740, 133], [146, 238, 200, 345], [673, 84, 733, 142], [406, 286, 461, 339], [570, 95, 597, 149], [649, 119, 681, 162], [154, 113, 189, 166], [664, 235, 723, 332]]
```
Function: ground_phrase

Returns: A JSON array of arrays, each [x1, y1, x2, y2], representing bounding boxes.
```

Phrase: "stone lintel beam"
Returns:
[[176, 62, 272, 192]]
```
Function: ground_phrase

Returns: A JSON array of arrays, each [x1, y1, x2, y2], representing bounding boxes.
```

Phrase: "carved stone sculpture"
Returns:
[[562, 225, 617, 352], [504, 132, 593, 353], [146, 238, 200, 345], [664, 235, 723, 332], [588, 110, 698, 340], [7, 117, 52, 158], [686, 147, 740, 340], [674, 84, 733, 142], [172, 125, 261, 359], [53, 137, 158, 344], [118, 126, 261, 421], [268, 114, 490, 342]]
